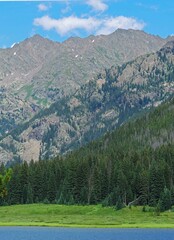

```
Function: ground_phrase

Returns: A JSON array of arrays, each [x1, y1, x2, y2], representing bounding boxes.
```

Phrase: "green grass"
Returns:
[[32, 95, 48, 107], [18, 84, 49, 107], [18, 84, 34, 100], [0, 204, 174, 228]]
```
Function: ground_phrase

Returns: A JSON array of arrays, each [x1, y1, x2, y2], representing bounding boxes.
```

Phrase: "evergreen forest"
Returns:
[[1, 98, 174, 212]]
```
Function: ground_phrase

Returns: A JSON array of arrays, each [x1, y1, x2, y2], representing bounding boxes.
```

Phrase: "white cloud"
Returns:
[[38, 4, 48, 11], [137, 2, 158, 11], [34, 15, 145, 36], [86, 0, 108, 12], [34, 15, 101, 36], [96, 16, 145, 35], [61, 0, 71, 14]]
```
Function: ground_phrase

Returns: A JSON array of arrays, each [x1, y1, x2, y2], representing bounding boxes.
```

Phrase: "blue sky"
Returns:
[[0, 0, 174, 48]]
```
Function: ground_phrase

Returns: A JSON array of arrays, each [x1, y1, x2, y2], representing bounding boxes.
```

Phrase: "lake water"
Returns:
[[0, 227, 174, 240]]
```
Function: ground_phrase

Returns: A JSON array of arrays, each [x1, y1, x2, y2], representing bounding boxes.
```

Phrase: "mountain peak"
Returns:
[[31, 34, 45, 40], [113, 28, 143, 34], [24, 34, 56, 46], [24, 34, 45, 42]]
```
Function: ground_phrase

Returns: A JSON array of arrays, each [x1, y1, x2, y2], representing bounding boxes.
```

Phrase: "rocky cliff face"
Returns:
[[0, 30, 168, 137], [1, 39, 174, 164]]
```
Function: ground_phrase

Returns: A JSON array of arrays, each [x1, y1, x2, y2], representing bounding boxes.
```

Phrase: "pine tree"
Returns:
[[160, 187, 171, 211], [170, 185, 174, 205], [139, 171, 149, 205], [149, 163, 165, 206], [8, 166, 21, 204], [117, 170, 128, 204], [47, 164, 57, 203], [20, 162, 29, 204], [115, 196, 124, 210], [27, 183, 33, 204]]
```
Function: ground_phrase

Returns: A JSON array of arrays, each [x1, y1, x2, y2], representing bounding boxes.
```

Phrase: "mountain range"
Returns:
[[0, 29, 174, 164]]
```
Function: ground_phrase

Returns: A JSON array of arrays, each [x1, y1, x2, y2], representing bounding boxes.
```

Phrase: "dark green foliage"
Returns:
[[160, 187, 171, 211], [0, 168, 12, 203], [8, 166, 21, 204], [4, 140, 174, 208], [43, 198, 50, 204], [155, 200, 161, 216], [26, 183, 33, 204], [149, 163, 165, 206], [170, 186, 174, 205], [142, 205, 146, 212], [2, 98, 174, 209], [115, 197, 124, 211]]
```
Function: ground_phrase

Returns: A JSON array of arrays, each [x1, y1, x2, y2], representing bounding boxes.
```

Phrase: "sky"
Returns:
[[0, 0, 174, 48]]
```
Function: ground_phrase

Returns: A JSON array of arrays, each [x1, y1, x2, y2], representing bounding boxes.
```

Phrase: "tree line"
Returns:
[[0, 142, 174, 213], [1, 98, 174, 212]]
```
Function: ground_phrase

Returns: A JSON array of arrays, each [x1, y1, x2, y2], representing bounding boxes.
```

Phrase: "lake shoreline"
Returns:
[[0, 204, 174, 229], [0, 222, 174, 229]]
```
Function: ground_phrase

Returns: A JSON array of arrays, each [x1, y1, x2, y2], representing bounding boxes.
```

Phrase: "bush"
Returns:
[[154, 200, 161, 216], [115, 197, 124, 211], [102, 196, 110, 207], [43, 198, 50, 204], [142, 205, 146, 212]]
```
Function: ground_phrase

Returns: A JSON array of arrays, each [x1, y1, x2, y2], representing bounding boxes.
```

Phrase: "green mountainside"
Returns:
[[1, 40, 174, 163], [1, 91, 174, 210]]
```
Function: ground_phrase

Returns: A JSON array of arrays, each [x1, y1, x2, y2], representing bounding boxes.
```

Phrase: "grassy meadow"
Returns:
[[0, 204, 174, 228]]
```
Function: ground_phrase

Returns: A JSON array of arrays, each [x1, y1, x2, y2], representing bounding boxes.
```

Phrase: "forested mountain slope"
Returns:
[[1, 40, 174, 163], [2, 96, 174, 209]]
